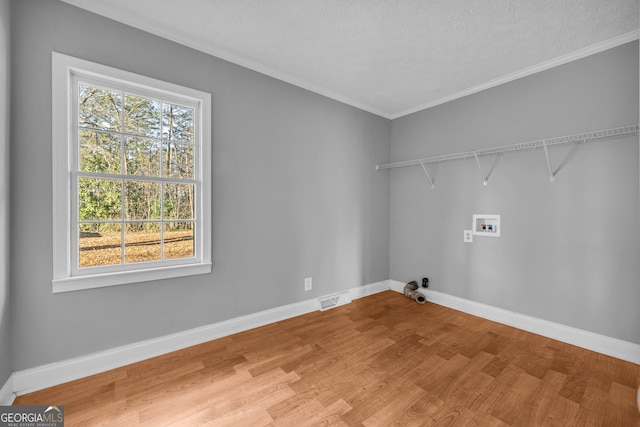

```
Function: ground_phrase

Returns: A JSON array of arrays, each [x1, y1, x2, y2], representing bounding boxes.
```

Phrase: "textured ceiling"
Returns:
[[62, 0, 638, 119]]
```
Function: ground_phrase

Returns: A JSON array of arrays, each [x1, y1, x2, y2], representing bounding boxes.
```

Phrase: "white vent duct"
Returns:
[[318, 291, 352, 311]]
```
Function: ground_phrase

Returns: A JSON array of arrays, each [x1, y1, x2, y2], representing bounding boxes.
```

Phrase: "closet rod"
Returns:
[[375, 124, 639, 171]]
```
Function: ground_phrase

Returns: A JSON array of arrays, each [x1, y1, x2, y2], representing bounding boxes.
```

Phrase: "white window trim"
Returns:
[[52, 52, 211, 293]]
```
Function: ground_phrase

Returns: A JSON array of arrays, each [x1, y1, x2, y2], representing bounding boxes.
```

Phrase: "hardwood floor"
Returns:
[[15, 290, 640, 426]]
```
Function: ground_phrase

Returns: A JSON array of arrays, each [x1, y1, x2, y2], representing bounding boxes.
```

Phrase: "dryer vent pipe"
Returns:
[[403, 281, 426, 304]]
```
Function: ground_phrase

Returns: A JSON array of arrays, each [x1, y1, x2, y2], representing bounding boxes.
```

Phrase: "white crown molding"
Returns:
[[10, 281, 390, 397], [61, 2, 638, 121], [390, 30, 640, 119], [389, 280, 640, 365], [59, 0, 391, 119]]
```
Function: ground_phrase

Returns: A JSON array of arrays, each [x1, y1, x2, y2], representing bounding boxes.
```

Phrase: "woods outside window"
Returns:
[[52, 53, 211, 292]]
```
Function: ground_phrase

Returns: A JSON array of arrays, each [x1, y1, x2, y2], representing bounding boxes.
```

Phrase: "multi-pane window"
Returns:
[[76, 83, 197, 267], [53, 53, 211, 292]]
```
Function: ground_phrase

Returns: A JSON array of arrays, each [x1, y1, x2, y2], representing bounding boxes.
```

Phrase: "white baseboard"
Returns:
[[11, 280, 390, 397], [13, 278, 633, 400], [389, 280, 640, 365], [0, 374, 14, 405], [349, 280, 389, 299]]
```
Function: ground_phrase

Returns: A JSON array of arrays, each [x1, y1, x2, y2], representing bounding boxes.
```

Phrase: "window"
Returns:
[[52, 52, 211, 292]]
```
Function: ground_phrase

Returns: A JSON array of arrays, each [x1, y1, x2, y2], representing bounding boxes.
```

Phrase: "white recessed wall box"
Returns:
[[472, 214, 500, 237]]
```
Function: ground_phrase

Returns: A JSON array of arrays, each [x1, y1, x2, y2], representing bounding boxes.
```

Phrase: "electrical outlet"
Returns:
[[304, 277, 312, 291], [464, 230, 473, 243]]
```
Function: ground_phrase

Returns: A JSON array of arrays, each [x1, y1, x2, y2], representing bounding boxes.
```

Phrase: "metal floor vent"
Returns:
[[318, 291, 352, 311]]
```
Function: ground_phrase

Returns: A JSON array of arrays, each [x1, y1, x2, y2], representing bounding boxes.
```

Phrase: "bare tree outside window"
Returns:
[[77, 84, 195, 268]]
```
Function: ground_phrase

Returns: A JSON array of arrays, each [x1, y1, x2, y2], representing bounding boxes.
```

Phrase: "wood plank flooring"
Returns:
[[15, 290, 640, 426]]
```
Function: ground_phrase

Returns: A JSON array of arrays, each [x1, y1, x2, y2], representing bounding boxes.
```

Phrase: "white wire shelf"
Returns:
[[376, 125, 639, 171]]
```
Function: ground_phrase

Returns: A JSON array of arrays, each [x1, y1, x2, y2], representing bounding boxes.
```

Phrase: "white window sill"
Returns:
[[52, 263, 212, 293]]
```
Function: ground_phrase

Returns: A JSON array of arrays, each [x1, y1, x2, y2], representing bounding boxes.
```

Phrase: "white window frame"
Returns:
[[52, 52, 211, 293]]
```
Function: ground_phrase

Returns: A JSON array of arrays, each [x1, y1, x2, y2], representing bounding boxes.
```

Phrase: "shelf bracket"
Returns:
[[542, 141, 555, 182], [419, 161, 435, 189], [473, 151, 488, 186]]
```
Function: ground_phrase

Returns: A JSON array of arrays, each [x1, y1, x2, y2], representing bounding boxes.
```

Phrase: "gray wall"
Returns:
[[390, 41, 640, 344], [10, 0, 390, 370], [7, 0, 637, 376], [0, 0, 11, 386]]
